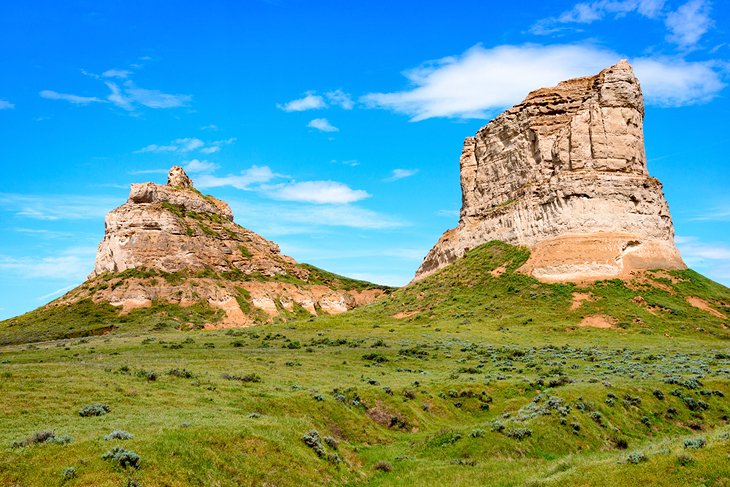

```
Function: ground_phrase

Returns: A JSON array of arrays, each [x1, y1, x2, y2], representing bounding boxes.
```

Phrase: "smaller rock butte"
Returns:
[[57, 166, 387, 326], [415, 60, 686, 283]]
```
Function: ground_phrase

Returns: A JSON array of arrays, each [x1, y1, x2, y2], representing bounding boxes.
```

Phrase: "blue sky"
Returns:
[[1, 0, 728, 319]]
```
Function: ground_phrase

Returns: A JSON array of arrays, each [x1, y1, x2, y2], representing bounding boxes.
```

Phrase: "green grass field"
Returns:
[[1, 243, 729, 486]]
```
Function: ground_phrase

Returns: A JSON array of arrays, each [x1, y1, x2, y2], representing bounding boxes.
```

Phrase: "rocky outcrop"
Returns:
[[415, 61, 685, 282], [78, 166, 388, 326]]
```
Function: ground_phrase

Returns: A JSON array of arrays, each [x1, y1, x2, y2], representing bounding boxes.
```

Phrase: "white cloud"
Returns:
[[326, 89, 354, 109], [665, 0, 713, 48], [633, 57, 725, 106], [278, 92, 327, 112], [39, 90, 105, 105], [201, 124, 219, 131], [0, 193, 120, 220], [228, 200, 405, 231], [134, 137, 233, 154], [105, 81, 191, 110], [676, 236, 730, 284], [384, 169, 419, 182], [687, 204, 730, 222], [0, 246, 95, 280], [183, 159, 219, 174], [437, 209, 460, 217], [266, 181, 370, 204], [36, 284, 77, 301], [307, 117, 339, 132], [0, 99, 14, 110], [102, 68, 132, 79], [362, 44, 725, 120], [195, 165, 278, 190], [531, 0, 666, 34]]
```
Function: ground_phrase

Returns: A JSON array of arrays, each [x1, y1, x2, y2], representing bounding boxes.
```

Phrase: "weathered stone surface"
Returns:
[[81, 167, 385, 325], [415, 60, 685, 282]]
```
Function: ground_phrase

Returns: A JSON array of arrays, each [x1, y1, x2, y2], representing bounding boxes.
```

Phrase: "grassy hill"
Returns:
[[1, 242, 729, 486]]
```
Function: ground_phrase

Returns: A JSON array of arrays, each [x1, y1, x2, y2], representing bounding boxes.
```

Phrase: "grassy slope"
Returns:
[[0, 264, 392, 346], [0, 242, 729, 486]]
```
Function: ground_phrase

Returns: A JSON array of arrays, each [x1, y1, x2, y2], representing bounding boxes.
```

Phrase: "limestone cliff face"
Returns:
[[75, 166, 387, 326], [415, 61, 685, 282]]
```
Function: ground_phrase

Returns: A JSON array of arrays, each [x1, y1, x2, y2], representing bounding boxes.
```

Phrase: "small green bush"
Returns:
[[104, 430, 134, 441], [79, 404, 110, 417], [683, 437, 706, 449], [102, 446, 140, 469]]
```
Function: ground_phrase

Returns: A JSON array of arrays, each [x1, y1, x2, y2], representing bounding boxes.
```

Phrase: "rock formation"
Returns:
[[415, 60, 685, 282], [58, 166, 388, 326]]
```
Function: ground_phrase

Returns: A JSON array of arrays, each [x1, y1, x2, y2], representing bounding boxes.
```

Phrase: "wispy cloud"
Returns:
[[228, 200, 405, 231], [134, 137, 235, 154], [530, 0, 666, 35], [41, 68, 191, 112], [0, 246, 95, 280], [687, 204, 730, 222], [384, 169, 419, 182], [676, 235, 730, 284], [665, 0, 713, 49], [40, 90, 105, 105], [307, 117, 339, 132], [0, 99, 15, 110], [265, 181, 370, 204], [0, 193, 120, 220], [362, 44, 725, 121], [195, 166, 279, 190], [182, 159, 219, 173], [36, 284, 77, 301], [277, 89, 354, 112]]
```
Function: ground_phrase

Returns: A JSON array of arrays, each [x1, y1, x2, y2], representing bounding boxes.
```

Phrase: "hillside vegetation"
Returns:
[[1, 242, 729, 486]]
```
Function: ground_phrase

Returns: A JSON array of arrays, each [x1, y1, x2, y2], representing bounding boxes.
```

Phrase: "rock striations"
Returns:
[[415, 61, 685, 282], [57, 166, 388, 327]]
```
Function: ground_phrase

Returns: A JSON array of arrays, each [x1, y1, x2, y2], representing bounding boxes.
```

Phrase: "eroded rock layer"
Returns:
[[73, 166, 388, 326], [415, 61, 685, 282]]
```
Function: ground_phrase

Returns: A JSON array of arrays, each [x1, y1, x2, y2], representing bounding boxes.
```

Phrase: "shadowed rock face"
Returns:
[[415, 60, 685, 282]]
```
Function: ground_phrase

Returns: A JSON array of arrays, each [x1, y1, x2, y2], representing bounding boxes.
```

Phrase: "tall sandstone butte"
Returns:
[[415, 60, 685, 282]]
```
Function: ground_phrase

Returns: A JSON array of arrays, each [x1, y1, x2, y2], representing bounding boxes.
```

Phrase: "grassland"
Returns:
[[1, 242, 729, 486]]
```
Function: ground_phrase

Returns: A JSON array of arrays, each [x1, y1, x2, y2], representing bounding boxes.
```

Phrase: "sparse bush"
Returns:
[[470, 428, 486, 438], [626, 452, 647, 464], [683, 437, 706, 449], [374, 460, 393, 472], [505, 427, 532, 440], [104, 430, 134, 441], [102, 446, 140, 469], [676, 453, 695, 466], [12, 430, 71, 448], [324, 436, 338, 449], [79, 404, 110, 417], [682, 396, 709, 411], [222, 372, 261, 383], [652, 389, 665, 400], [302, 430, 326, 458], [62, 467, 76, 481], [168, 368, 193, 379]]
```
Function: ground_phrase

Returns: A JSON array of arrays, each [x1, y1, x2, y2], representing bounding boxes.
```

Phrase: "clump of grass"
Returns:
[[102, 446, 140, 469], [222, 372, 262, 383], [79, 404, 110, 417], [12, 430, 71, 448], [104, 430, 134, 441], [505, 427, 533, 440], [374, 460, 393, 472], [683, 437, 706, 449], [62, 466, 76, 481], [301, 430, 327, 458], [626, 452, 647, 464], [168, 368, 194, 379], [676, 453, 695, 466]]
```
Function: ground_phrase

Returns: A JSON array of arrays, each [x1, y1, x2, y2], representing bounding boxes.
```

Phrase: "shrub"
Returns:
[[62, 467, 76, 481], [374, 460, 393, 472], [652, 389, 665, 400], [676, 453, 695, 466], [168, 368, 194, 379], [104, 430, 134, 441], [12, 430, 71, 448], [683, 437, 706, 449], [324, 436, 338, 449], [626, 452, 647, 464], [102, 446, 141, 469], [470, 428, 486, 438], [682, 396, 709, 411], [79, 404, 110, 417], [302, 430, 326, 458], [505, 427, 532, 440], [222, 372, 261, 383]]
